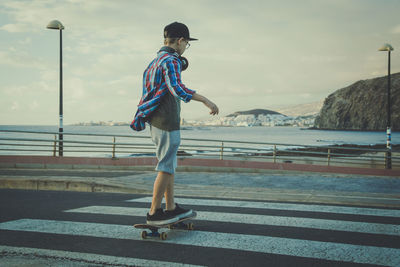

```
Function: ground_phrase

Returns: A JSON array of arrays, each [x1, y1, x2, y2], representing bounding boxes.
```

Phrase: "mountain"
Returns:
[[227, 109, 283, 117], [315, 72, 400, 131], [276, 101, 323, 117]]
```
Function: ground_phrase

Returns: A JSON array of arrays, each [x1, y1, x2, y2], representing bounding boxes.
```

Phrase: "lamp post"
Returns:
[[378, 43, 394, 169], [47, 20, 64, 156]]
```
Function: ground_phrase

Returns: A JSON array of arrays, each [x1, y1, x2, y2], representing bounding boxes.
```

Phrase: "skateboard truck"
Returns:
[[141, 226, 168, 240], [141, 221, 195, 240], [134, 212, 197, 240]]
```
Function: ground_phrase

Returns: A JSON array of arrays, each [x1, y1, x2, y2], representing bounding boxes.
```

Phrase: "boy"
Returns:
[[131, 22, 219, 226]]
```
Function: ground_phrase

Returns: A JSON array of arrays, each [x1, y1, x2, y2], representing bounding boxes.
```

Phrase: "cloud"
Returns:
[[1, 0, 400, 124], [18, 37, 32, 45], [66, 77, 86, 100], [1, 0, 121, 34], [0, 23, 26, 32], [300, 55, 347, 63], [391, 25, 400, 34], [11, 101, 19, 111], [30, 100, 39, 110], [0, 49, 48, 69]]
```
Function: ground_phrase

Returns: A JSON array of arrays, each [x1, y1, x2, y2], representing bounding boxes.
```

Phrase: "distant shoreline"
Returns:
[[307, 127, 399, 133], [69, 124, 399, 132], [223, 144, 399, 159], [1, 124, 398, 133], [176, 143, 399, 159]]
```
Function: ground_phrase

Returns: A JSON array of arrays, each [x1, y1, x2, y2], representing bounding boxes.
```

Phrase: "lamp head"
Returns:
[[47, 20, 64, 30], [378, 43, 393, 51]]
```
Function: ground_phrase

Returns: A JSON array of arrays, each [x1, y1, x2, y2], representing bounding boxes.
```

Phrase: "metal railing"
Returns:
[[0, 129, 399, 169]]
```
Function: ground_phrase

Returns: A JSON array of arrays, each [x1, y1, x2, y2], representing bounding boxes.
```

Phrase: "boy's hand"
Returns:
[[192, 93, 219, 115], [205, 100, 219, 115]]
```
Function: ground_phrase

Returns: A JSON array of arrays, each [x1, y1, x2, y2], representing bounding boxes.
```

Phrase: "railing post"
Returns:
[[53, 135, 57, 157], [220, 141, 224, 160], [273, 145, 277, 163], [112, 137, 116, 159], [385, 151, 389, 169], [327, 148, 331, 166]]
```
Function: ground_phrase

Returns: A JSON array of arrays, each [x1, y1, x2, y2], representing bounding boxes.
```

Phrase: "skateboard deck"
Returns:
[[134, 211, 197, 240]]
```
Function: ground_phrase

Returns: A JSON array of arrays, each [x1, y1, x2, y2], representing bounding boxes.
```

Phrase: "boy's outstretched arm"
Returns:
[[191, 93, 219, 115]]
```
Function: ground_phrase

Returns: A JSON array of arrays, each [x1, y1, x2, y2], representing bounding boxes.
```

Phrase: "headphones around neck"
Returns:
[[180, 56, 189, 71], [160, 46, 189, 71]]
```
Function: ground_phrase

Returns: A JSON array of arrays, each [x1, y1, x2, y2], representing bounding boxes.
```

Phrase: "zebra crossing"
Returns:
[[0, 195, 399, 266]]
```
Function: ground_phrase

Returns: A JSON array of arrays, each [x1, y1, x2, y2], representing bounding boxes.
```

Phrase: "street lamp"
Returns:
[[378, 43, 394, 169], [47, 20, 64, 156]]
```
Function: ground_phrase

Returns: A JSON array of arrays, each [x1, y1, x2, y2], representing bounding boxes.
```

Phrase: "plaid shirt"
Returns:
[[130, 48, 196, 131]]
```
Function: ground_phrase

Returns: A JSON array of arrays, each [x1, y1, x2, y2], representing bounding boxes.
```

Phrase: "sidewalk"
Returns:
[[1, 167, 399, 208]]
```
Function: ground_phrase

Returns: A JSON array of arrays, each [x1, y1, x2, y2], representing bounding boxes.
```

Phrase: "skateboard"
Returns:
[[134, 212, 197, 240]]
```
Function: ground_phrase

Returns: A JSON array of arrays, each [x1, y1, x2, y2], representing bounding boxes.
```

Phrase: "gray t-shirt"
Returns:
[[149, 92, 181, 131]]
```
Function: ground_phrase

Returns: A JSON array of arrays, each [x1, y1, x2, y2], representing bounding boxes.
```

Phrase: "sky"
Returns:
[[1, 0, 400, 126]]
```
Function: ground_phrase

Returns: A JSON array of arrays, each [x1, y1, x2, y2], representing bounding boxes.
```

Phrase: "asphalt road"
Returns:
[[0, 189, 399, 266]]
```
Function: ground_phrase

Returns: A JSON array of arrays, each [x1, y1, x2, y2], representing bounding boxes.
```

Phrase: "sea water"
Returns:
[[0, 125, 398, 157]]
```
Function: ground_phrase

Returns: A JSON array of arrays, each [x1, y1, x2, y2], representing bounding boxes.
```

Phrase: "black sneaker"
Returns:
[[146, 208, 179, 226], [165, 203, 193, 220]]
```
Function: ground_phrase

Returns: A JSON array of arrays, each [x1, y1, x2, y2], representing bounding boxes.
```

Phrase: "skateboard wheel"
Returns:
[[141, 231, 147, 239], [160, 232, 167, 240], [187, 222, 194, 230]]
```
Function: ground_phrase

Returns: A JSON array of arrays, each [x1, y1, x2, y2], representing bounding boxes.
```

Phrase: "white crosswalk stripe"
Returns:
[[0, 196, 399, 266], [0, 219, 399, 266], [127, 197, 400, 218], [0, 245, 202, 267], [65, 206, 400, 236]]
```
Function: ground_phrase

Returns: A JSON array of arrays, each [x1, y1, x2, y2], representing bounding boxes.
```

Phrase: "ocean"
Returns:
[[0, 125, 400, 158], [0, 125, 398, 157]]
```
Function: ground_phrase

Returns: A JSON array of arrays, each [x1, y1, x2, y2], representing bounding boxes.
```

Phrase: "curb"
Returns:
[[1, 155, 400, 176], [1, 176, 399, 208], [0, 177, 152, 194]]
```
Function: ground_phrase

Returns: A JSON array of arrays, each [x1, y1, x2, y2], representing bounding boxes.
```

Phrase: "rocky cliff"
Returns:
[[315, 72, 400, 131]]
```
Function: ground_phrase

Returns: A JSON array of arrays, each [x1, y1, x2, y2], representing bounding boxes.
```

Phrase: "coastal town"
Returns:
[[182, 113, 317, 127], [72, 113, 317, 128], [72, 102, 322, 128]]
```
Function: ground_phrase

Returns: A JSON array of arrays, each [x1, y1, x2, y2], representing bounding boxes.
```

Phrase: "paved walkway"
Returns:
[[0, 168, 399, 208]]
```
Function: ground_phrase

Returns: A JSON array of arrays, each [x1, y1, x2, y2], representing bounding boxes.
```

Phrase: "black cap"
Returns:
[[164, 22, 198, 41]]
